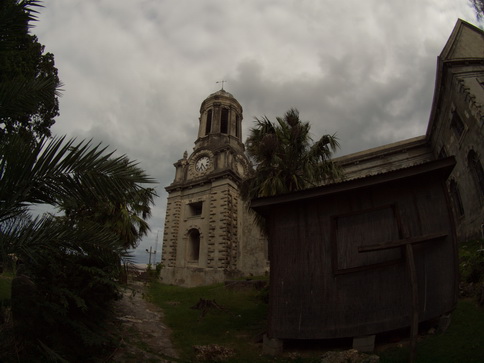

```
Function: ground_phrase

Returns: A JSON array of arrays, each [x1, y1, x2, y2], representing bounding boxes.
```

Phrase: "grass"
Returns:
[[3, 261, 482, 362], [378, 299, 484, 363], [148, 280, 484, 363], [147, 281, 269, 362], [459, 239, 484, 284]]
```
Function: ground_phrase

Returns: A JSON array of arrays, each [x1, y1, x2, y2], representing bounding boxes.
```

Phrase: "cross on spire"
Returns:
[[216, 80, 227, 90]]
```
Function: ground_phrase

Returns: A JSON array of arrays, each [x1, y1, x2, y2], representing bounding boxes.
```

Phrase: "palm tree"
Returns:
[[0, 133, 157, 270], [0, 0, 61, 143], [0, 2, 157, 359], [0, 134, 157, 361], [242, 108, 342, 200], [470, 0, 484, 20], [59, 162, 157, 250]]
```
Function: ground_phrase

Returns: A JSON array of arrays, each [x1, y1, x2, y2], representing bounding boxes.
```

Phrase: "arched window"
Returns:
[[450, 111, 465, 139], [187, 229, 200, 262], [235, 115, 241, 138], [449, 179, 465, 217], [205, 109, 212, 135], [468, 150, 484, 197], [221, 108, 229, 134]]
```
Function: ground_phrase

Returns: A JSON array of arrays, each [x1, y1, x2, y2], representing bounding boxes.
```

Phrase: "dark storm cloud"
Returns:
[[34, 0, 480, 258]]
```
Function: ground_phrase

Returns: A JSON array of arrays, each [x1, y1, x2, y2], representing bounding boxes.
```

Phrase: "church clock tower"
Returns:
[[160, 89, 267, 287]]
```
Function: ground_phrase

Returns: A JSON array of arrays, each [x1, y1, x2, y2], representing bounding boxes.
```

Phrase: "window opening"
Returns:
[[449, 179, 465, 217], [188, 201, 203, 217], [205, 110, 212, 135], [235, 115, 240, 138], [221, 108, 229, 134], [450, 111, 465, 139]]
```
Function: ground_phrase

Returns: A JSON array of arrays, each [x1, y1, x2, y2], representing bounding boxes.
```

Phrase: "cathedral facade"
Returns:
[[160, 89, 267, 287]]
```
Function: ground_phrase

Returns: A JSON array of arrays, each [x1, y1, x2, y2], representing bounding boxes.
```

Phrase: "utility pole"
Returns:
[[153, 231, 159, 264], [146, 246, 156, 266]]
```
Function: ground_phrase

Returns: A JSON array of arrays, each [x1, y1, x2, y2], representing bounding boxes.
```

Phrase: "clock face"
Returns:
[[195, 156, 211, 172]]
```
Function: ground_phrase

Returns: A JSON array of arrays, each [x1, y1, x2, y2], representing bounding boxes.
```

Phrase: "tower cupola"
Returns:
[[195, 89, 244, 152]]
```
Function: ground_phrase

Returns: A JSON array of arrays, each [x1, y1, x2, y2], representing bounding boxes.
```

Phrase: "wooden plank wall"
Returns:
[[266, 175, 457, 340]]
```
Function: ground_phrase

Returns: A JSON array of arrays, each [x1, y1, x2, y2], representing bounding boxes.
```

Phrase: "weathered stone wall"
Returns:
[[429, 67, 484, 241], [160, 177, 267, 287], [206, 181, 238, 270], [335, 136, 434, 182], [238, 204, 269, 276], [161, 193, 182, 268], [336, 21, 484, 243]]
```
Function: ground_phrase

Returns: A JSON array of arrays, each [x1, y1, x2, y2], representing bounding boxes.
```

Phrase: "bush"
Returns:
[[460, 239, 484, 284], [145, 262, 163, 280]]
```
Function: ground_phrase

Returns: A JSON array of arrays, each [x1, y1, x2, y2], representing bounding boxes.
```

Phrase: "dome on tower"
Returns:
[[207, 89, 234, 99], [200, 88, 242, 114]]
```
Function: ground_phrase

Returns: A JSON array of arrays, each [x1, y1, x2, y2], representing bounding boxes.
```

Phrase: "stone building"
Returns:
[[426, 19, 484, 241], [160, 89, 267, 287], [336, 19, 484, 242], [160, 19, 483, 288]]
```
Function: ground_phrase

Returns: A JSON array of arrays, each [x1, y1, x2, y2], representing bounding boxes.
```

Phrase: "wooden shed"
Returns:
[[251, 157, 458, 345]]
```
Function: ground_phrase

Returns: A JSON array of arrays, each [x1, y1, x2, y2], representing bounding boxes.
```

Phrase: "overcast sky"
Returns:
[[34, 0, 481, 263]]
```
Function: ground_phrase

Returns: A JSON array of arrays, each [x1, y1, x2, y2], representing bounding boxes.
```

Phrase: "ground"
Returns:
[[108, 280, 179, 362]]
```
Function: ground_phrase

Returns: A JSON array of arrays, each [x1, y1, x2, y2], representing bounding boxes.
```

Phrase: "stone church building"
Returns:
[[161, 19, 483, 287], [427, 19, 484, 241], [335, 19, 484, 242], [160, 89, 267, 287]]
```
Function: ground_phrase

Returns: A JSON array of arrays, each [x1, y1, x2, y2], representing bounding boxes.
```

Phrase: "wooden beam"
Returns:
[[358, 233, 447, 253], [358, 232, 448, 363], [406, 244, 419, 363]]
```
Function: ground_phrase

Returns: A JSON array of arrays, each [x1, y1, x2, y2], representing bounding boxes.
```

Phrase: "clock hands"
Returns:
[[196, 156, 210, 172]]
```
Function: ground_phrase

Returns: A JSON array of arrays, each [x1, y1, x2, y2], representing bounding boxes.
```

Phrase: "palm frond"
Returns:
[[0, 77, 61, 120], [0, 135, 156, 212], [244, 108, 344, 204]]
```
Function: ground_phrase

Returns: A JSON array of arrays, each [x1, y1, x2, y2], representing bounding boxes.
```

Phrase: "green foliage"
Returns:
[[0, 273, 12, 300], [0, 1, 157, 361], [148, 281, 268, 362], [470, 0, 484, 20], [155, 262, 163, 275], [0, 0, 61, 143], [379, 300, 484, 363], [58, 153, 157, 250], [0, 136, 156, 361], [243, 108, 342, 201], [144, 262, 163, 281], [459, 239, 484, 284]]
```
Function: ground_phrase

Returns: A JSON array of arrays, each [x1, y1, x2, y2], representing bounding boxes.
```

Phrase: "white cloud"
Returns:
[[34, 0, 481, 260]]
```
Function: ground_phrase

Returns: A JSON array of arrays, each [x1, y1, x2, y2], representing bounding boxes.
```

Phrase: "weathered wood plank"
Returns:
[[358, 232, 448, 252], [257, 159, 457, 341]]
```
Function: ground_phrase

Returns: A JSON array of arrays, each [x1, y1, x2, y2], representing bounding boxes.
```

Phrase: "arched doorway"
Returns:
[[187, 229, 200, 263]]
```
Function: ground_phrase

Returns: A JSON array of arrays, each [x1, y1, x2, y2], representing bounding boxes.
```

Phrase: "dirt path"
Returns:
[[108, 280, 179, 362]]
